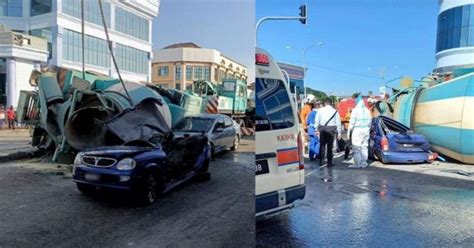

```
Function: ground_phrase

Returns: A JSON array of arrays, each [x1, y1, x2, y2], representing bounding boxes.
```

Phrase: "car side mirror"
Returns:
[[215, 127, 224, 133]]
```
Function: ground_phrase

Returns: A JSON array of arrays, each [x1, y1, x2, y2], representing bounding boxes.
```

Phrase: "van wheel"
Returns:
[[76, 183, 96, 194], [230, 135, 240, 151]]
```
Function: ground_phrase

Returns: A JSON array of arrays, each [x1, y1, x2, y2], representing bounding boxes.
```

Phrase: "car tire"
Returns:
[[195, 172, 211, 182], [76, 183, 96, 194], [210, 143, 216, 158], [137, 172, 159, 205], [198, 158, 210, 174], [230, 135, 240, 151]]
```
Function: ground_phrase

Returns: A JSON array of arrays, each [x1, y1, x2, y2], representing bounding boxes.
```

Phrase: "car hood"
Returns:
[[80, 146, 156, 159]]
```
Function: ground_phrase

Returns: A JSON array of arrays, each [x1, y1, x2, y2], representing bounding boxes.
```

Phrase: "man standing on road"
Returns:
[[306, 101, 320, 161], [315, 97, 341, 167], [6, 106, 15, 130], [347, 96, 372, 168]]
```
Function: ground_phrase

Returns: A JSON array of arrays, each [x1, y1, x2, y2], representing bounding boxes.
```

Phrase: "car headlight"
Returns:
[[116, 158, 136, 170], [73, 153, 82, 165]]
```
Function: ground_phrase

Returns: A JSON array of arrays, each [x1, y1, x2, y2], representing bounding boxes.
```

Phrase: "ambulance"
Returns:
[[255, 48, 305, 219]]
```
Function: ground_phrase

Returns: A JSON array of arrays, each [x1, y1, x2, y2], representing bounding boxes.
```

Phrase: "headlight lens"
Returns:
[[116, 158, 136, 170], [73, 153, 82, 165]]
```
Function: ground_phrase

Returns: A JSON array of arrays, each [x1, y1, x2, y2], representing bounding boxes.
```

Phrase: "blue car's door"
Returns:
[[370, 118, 383, 153]]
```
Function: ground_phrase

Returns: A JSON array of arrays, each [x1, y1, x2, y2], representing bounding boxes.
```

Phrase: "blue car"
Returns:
[[72, 135, 211, 205], [369, 116, 436, 164]]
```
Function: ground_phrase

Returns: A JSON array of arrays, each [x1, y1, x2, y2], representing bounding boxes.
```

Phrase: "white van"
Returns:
[[255, 48, 305, 219]]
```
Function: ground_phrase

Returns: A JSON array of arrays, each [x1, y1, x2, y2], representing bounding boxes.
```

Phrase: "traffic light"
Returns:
[[299, 4, 307, 25]]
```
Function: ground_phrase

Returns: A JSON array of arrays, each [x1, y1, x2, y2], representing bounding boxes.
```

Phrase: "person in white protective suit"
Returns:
[[347, 96, 372, 168]]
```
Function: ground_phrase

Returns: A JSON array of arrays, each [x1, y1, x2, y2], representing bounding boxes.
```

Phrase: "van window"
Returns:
[[255, 78, 295, 131]]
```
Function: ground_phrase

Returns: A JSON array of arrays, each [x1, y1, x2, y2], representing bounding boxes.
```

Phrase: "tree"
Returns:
[[305, 87, 327, 101], [352, 92, 361, 99]]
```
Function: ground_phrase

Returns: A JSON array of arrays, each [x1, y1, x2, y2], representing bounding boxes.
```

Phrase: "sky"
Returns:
[[256, 0, 439, 96], [153, 0, 255, 82]]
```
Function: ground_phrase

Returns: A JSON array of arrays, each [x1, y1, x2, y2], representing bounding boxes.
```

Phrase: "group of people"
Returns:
[[0, 105, 16, 130], [300, 95, 373, 168]]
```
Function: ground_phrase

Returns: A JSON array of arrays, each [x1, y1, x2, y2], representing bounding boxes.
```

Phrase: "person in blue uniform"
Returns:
[[306, 101, 320, 161]]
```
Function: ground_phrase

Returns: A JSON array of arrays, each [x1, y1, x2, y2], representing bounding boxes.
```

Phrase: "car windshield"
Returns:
[[173, 117, 214, 133]]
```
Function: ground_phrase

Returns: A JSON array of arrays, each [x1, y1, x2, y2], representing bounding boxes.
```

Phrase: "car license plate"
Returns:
[[402, 144, 414, 147], [255, 160, 269, 175], [85, 173, 100, 181]]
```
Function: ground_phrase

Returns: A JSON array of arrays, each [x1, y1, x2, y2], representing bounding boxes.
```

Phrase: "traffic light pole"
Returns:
[[255, 16, 306, 46]]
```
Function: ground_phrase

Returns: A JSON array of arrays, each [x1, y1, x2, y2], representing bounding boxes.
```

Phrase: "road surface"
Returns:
[[256, 155, 474, 247], [0, 138, 255, 248]]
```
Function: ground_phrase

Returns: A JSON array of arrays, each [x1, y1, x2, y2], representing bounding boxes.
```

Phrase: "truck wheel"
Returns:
[[230, 135, 240, 151], [137, 173, 158, 205], [76, 183, 96, 194]]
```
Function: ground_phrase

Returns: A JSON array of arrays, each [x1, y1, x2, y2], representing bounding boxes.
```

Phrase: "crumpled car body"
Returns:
[[369, 116, 434, 164], [72, 135, 211, 205]]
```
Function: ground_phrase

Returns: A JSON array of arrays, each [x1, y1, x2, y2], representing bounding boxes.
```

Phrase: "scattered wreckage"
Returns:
[[17, 67, 212, 203], [17, 66, 203, 162]]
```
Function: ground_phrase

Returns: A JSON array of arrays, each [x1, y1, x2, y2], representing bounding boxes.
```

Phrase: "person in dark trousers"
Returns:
[[6, 106, 15, 130], [315, 98, 342, 167]]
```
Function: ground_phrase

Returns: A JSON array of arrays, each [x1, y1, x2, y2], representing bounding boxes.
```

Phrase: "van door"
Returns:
[[255, 77, 302, 195]]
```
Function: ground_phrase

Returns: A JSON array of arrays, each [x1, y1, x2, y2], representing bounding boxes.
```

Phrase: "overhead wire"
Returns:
[[97, 0, 133, 105]]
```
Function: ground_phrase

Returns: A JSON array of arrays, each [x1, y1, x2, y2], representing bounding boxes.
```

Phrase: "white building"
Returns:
[[0, 0, 159, 107], [435, 0, 474, 72], [0, 26, 49, 107]]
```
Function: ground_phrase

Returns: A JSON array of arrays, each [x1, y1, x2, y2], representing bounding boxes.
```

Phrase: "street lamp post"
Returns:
[[287, 42, 323, 99]]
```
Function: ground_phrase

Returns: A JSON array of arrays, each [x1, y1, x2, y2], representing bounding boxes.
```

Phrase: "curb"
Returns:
[[0, 149, 45, 163]]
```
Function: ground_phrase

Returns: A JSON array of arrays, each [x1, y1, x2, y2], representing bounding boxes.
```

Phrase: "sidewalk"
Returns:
[[0, 129, 34, 157]]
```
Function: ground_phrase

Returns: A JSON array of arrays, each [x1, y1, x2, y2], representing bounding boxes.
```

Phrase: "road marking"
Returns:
[[306, 164, 327, 177]]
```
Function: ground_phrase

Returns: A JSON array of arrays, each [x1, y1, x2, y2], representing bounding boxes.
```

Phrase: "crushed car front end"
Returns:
[[72, 146, 166, 191]]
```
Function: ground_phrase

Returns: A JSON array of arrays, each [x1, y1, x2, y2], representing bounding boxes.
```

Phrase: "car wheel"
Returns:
[[198, 158, 210, 173], [137, 173, 158, 205], [210, 143, 216, 158], [230, 135, 240, 151], [76, 183, 96, 194]]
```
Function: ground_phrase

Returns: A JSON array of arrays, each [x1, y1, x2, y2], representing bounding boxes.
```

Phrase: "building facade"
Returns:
[[0, 0, 159, 90], [0, 26, 49, 107], [152, 43, 247, 90], [435, 0, 474, 72], [277, 62, 305, 98]]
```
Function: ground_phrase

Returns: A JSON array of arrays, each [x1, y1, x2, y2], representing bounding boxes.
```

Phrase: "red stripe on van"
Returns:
[[277, 148, 299, 166]]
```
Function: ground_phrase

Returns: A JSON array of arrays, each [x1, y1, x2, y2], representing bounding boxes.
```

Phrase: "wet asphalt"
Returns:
[[256, 155, 474, 247], [0, 141, 255, 248]]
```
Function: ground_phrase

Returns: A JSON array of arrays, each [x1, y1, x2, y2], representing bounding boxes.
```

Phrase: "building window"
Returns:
[[193, 66, 203, 80], [176, 83, 181, 90], [204, 66, 210, 81], [0, 0, 22, 17], [186, 84, 193, 90], [62, 0, 110, 26], [115, 7, 149, 41], [158, 66, 169, 76], [437, 4, 474, 52], [63, 29, 110, 68], [175, 64, 181, 80], [116, 43, 149, 74], [218, 69, 226, 81], [30, 28, 52, 59], [159, 84, 168, 88], [186, 66, 193, 80], [31, 0, 52, 16]]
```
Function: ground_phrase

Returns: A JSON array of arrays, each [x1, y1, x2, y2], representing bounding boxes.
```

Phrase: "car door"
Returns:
[[212, 117, 226, 151], [223, 116, 236, 147]]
